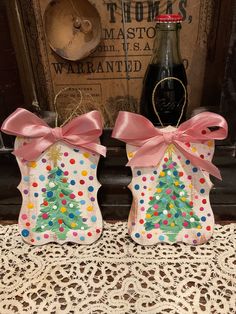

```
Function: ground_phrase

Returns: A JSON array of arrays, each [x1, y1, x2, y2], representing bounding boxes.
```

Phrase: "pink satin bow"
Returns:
[[112, 111, 228, 179], [1, 108, 106, 161]]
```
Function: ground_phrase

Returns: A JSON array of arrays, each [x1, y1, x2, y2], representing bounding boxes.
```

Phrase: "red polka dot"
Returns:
[[59, 193, 64, 198], [64, 152, 68, 157], [88, 232, 92, 237], [141, 192, 145, 196], [163, 220, 168, 225], [154, 212, 159, 216], [202, 130, 207, 135], [200, 207, 204, 211], [149, 196, 153, 201], [188, 175, 192, 180], [96, 229, 101, 234], [59, 227, 64, 232], [139, 219, 144, 224], [190, 211, 193, 216], [167, 213, 172, 218], [147, 233, 152, 239], [142, 177, 147, 182], [183, 221, 189, 227], [206, 226, 211, 231], [26, 222, 30, 227], [200, 178, 205, 184], [200, 154, 204, 159], [64, 171, 69, 176], [70, 159, 75, 164], [62, 200, 67, 205], [58, 219, 63, 224], [44, 234, 49, 239], [202, 199, 207, 204], [70, 194, 75, 199], [189, 201, 193, 207], [185, 142, 191, 147], [179, 172, 184, 177], [31, 239, 35, 243], [32, 182, 38, 187], [43, 201, 48, 206], [80, 180, 85, 185], [46, 166, 51, 171], [78, 191, 83, 196], [42, 213, 48, 219], [62, 178, 67, 183], [164, 158, 168, 162]]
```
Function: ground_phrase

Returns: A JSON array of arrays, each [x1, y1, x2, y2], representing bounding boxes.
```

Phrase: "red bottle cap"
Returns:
[[156, 14, 183, 23]]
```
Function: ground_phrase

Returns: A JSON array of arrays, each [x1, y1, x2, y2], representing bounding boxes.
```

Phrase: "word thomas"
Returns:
[[106, 0, 188, 23]]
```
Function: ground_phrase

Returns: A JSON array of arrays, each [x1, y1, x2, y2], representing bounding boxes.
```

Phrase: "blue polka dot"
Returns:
[[162, 198, 167, 203], [32, 215, 36, 220], [88, 186, 94, 192], [80, 200, 86, 205], [197, 232, 201, 237], [137, 170, 141, 176], [179, 202, 184, 208], [140, 200, 144, 204], [91, 164, 96, 169], [70, 180, 76, 185], [47, 191, 53, 198], [200, 189, 205, 194], [181, 185, 185, 189], [175, 213, 179, 218], [91, 216, 97, 222], [24, 176, 29, 182], [159, 181, 164, 187], [135, 233, 140, 238], [159, 235, 165, 241], [80, 160, 84, 165], [36, 236, 41, 241], [134, 184, 140, 190], [75, 210, 81, 215], [34, 193, 39, 198], [74, 170, 78, 174], [192, 167, 198, 173], [21, 229, 29, 237], [56, 169, 63, 176], [186, 160, 190, 165], [173, 171, 178, 176], [153, 171, 157, 175], [48, 221, 53, 226], [39, 175, 45, 182], [80, 236, 85, 241], [201, 216, 206, 222], [69, 213, 74, 219]]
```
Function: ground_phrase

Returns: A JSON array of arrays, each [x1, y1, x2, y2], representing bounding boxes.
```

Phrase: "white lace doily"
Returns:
[[0, 222, 235, 314]]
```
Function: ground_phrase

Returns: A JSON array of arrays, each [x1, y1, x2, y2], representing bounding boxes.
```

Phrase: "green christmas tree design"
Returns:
[[144, 149, 202, 242], [33, 146, 89, 240]]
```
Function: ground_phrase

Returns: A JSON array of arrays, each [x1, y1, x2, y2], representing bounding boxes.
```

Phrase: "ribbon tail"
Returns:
[[127, 142, 167, 168], [79, 142, 107, 157], [175, 141, 222, 180], [13, 138, 52, 161]]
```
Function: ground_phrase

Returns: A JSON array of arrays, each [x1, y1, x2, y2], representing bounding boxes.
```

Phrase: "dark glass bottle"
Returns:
[[140, 14, 187, 126]]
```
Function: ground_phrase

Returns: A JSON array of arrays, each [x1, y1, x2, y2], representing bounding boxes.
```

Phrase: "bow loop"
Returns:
[[1, 108, 106, 161], [112, 111, 228, 180]]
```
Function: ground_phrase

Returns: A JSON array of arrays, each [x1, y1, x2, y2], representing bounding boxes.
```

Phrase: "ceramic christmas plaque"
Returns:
[[1, 108, 106, 245], [112, 111, 228, 245]]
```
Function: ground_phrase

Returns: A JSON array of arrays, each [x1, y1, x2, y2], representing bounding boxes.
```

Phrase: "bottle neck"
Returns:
[[151, 23, 182, 65]]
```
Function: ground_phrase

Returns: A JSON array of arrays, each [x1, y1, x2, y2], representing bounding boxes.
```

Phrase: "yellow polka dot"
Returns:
[[157, 188, 162, 193], [60, 207, 67, 213], [148, 188, 152, 191], [87, 205, 93, 212], [207, 141, 213, 147], [197, 225, 202, 229], [160, 171, 165, 177], [128, 152, 134, 158], [71, 222, 77, 228], [27, 203, 34, 209], [189, 184, 193, 189], [146, 214, 151, 219], [169, 204, 174, 209], [28, 161, 37, 168], [81, 170, 88, 176], [192, 147, 197, 153], [181, 197, 186, 202], [141, 231, 145, 235], [174, 181, 179, 186], [83, 152, 90, 158], [170, 223, 175, 227]]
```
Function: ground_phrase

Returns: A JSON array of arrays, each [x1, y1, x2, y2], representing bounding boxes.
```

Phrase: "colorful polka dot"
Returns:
[[192, 167, 198, 172], [87, 205, 93, 212], [23, 176, 29, 182], [134, 184, 140, 190], [135, 233, 140, 238], [80, 236, 85, 241], [91, 164, 96, 169], [91, 216, 97, 222], [159, 235, 165, 241], [47, 191, 53, 198], [21, 229, 29, 237], [88, 186, 94, 192], [80, 160, 84, 165], [83, 152, 90, 158], [185, 160, 190, 165], [70, 180, 76, 185], [147, 233, 152, 239], [39, 175, 45, 181]]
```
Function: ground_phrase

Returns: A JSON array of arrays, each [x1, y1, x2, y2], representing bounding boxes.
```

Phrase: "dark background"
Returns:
[[0, 0, 236, 223]]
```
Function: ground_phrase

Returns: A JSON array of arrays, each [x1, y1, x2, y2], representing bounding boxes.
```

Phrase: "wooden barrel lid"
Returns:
[[44, 0, 101, 61]]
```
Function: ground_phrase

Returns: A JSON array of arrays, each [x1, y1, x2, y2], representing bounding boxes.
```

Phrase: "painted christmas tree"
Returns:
[[144, 146, 202, 242], [33, 146, 89, 240]]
